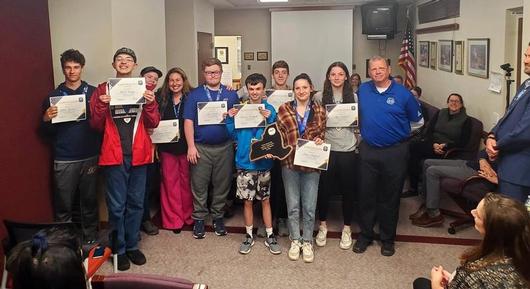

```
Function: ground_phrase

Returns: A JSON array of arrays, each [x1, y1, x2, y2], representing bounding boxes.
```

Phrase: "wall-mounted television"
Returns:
[[361, 2, 398, 40]]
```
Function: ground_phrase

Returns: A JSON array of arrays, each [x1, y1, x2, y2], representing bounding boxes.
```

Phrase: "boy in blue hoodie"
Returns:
[[226, 73, 281, 255]]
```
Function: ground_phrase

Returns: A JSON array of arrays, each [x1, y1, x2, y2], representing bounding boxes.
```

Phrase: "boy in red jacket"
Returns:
[[90, 47, 160, 271]]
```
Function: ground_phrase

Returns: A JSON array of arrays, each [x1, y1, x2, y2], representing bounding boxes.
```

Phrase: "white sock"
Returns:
[[246, 225, 253, 237], [266, 227, 273, 237]]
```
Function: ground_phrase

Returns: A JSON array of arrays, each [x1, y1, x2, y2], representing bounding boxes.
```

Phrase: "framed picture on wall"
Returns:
[[243, 52, 254, 61], [467, 38, 490, 78], [418, 41, 429, 67], [429, 42, 437, 70], [215, 47, 229, 64], [454, 41, 464, 74], [257, 51, 268, 61], [438, 40, 453, 72]]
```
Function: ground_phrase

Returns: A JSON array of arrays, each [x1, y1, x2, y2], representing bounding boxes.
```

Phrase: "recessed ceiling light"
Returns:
[[259, 0, 288, 3]]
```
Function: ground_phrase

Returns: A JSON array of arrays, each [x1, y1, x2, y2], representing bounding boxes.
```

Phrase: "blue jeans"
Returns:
[[104, 155, 147, 254], [282, 167, 319, 243]]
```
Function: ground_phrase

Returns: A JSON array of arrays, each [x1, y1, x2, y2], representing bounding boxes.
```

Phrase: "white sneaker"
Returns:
[[339, 227, 352, 250], [315, 225, 327, 247], [302, 242, 314, 263], [288, 240, 302, 261]]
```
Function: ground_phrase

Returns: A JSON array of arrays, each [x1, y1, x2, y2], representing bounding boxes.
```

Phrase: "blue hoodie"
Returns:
[[226, 100, 276, 171]]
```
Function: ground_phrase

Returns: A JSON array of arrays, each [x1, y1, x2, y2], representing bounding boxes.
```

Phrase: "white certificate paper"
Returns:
[[293, 139, 331, 170], [108, 78, 146, 105], [197, 101, 227, 125], [150, 120, 180, 143], [266, 89, 294, 112], [49, 94, 86, 124], [234, 103, 266, 129], [325, 103, 358, 127]]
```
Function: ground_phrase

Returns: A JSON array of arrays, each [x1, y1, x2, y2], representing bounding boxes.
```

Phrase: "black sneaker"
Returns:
[[381, 243, 395, 257], [126, 249, 147, 265], [213, 218, 227, 236], [173, 228, 182, 234], [193, 219, 206, 239], [117, 254, 130, 271], [141, 220, 159, 235], [352, 240, 371, 254]]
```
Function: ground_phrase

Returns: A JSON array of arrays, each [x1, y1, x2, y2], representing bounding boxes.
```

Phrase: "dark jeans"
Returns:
[[143, 161, 160, 221], [270, 160, 287, 220], [104, 155, 146, 254], [317, 150, 357, 225], [358, 141, 409, 244], [53, 156, 99, 241], [408, 140, 439, 191]]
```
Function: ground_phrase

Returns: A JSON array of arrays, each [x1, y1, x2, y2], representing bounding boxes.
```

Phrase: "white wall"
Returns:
[[416, 0, 524, 131], [48, 0, 166, 87], [195, 0, 215, 34]]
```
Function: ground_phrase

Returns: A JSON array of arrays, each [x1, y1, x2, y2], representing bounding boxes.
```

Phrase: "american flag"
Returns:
[[398, 20, 416, 89]]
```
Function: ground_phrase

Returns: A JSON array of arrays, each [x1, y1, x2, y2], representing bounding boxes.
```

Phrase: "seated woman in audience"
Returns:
[[155, 67, 195, 233], [409, 150, 497, 227], [7, 227, 88, 289], [406, 93, 471, 196], [313, 62, 358, 250], [277, 73, 326, 263], [413, 193, 530, 289], [350, 73, 361, 94]]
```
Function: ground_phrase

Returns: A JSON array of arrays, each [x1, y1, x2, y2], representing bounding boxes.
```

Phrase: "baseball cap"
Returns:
[[140, 66, 163, 78], [113, 47, 137, 63]]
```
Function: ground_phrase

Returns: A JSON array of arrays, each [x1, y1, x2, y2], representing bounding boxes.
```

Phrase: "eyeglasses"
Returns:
[[115, 57, 134, 63], [204, 71, 222, 76]]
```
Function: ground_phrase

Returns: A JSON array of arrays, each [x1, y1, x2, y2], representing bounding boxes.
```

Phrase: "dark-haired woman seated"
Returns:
[[405, 93, 471, 197], [413, 193, 530, 289]]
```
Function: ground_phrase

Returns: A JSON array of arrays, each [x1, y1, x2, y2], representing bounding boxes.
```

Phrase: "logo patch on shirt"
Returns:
[[386, 97, 395, 105]]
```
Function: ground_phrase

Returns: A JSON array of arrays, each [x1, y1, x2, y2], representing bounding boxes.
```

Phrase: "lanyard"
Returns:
[[173, 101, 182, 119], [203, 85, 223, 101], [61, 84, 88, 96], [293, 101, 310, 136]]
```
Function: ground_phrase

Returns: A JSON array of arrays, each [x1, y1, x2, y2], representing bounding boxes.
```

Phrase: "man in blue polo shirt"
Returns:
[[184, 57, 239, 239], [354, 56, 422, 256]]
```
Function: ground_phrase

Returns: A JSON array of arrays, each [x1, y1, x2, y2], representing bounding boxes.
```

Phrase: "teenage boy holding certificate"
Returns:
[[40, 49, 101, 243], [90, 47, 160, 271], [226, 73, 281, 255], [183, 58, 239, 239]]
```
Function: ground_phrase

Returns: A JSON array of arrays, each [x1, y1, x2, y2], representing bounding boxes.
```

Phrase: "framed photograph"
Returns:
[[467, 38, 490, 78], [454, 41, 464, 75], [257, 51, 268, 61], [215, 47, 229, 64], [439, 40, 453, 72], [418, 41, 430, 67], [365, 58, 391, 78], [429, 42, 437, 70], [243, 52, 254, 61]]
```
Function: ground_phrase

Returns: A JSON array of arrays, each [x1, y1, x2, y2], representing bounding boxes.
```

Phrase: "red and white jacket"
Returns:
[[90, 82, 160, 166]]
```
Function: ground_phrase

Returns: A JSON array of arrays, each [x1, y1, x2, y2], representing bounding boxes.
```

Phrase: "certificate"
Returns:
[[293, 139, 331, 170], [49, 94, 86, 124], [108, 78, 146, 105], [265, 89, 294, 112], [325, 103, 358, 127], [150, 120, 179, 143], [234, 103, 265, 129], [197, 101, 227, 125]]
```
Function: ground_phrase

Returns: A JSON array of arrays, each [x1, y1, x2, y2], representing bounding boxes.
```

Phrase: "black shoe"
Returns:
[[193, 220, 206, 239], [352, 240, 371, 254], [126, 249, 147, 265], [117, 254, 130, 271], [173, 228, 182, 234], [141, 220, 159, 235], [381, 243, 395, 256], [213, 218, 228, 236]]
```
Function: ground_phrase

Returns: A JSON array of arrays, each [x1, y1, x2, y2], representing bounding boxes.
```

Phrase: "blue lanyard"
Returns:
[[293, 101, 310, 136], [203, 85, 223, 101], [173, 101, 182, 119], [61, 84, 88, 96]]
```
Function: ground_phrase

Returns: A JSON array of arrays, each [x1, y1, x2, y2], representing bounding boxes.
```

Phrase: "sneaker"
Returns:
[[116, 254, 130, 271], [352, 240, 371, 254], [193, 219, 206, 239], [239, 234, 254, 254], [409, 204, 427, 220], [315, 225, 327, 247], [213, 218, 228, 236], [256, 226, 266, 238], [301, 242, 314, 263], [264, 235, 282, 255], [339, 227, 352, 250], [412, 213, 444, 227], [141, 220, 159, 235], [381, 243, 395, 257], [277, 218, 289, 237], [126, 249, 146, 265], [288, 240, 302, 261]]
